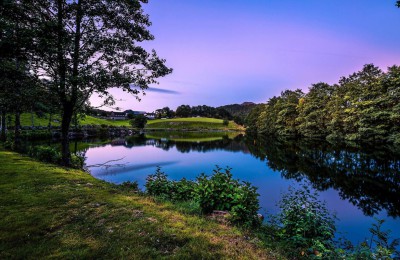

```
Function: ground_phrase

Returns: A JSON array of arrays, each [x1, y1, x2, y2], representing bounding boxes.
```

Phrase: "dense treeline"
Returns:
[[175, 104, 231, 119], [247, 64, 400, 145]]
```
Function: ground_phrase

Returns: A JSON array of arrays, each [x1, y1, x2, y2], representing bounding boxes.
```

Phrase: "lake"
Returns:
[[75, 132, 400, 246]]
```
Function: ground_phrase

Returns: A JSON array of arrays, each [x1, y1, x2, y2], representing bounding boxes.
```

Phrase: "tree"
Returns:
[[0, 1, 39, 143], [275, 89, 304, 135], [296, 82, 334, 138], [25, 0, 172, 165], [130, 114, 147, 129], [176, 105, 192, 117], [397, 1, 400, 8]]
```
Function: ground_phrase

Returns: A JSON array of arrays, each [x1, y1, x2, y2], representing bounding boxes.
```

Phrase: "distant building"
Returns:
[[124, 110, 146, 116], [108, 111, 127, 120], [145, 113, 156, 120]]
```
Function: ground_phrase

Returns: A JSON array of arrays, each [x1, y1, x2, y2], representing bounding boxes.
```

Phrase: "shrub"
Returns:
[[145, 167, 173, 198], [29, 145, 60, 164], [274, 185, 336, 258], [145, 166, 260, 227], [120, 181, 140, 192], [145, 167, 196, 201], [222, 119, 229, 126], [28, 145, 83, 169], [196, 166, 260, 227], [171, 178, 197, 201]]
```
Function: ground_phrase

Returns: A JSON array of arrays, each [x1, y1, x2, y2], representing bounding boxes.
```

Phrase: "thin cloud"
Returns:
[[130, 84, 180, 95], [147, 87, 180, 95]]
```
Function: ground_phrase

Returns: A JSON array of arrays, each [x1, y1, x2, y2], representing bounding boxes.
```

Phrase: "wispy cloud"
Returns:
[[130, 84, 180, 95], [147, 87, 180, 95]]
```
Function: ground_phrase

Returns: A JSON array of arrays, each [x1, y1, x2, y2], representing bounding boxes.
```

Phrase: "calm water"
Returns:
[[77, 132, 400, 246]]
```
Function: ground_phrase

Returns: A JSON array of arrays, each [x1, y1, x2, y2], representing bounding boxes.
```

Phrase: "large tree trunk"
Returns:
[[61, 102, 73, 166], [14, 111, 21, 146], [1, 111, 6, 142]]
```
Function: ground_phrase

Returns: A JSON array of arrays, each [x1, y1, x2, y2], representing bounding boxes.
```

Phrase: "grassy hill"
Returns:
[[146, 117, 243, 131], [0, 149, 276, 259], [9, 114, 243, 131]]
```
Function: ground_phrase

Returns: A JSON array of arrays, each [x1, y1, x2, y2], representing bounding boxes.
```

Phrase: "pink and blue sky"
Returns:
[[91, 0, 400, 112]]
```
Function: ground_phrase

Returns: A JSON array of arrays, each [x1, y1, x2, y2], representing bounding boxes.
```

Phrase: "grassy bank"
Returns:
[[0, 149, 277, 259], [10, 114, 243, 130], [146, 117, 243, 131]]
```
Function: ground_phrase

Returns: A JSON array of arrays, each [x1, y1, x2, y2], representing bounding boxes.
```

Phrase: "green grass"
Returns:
[[146, 117, 243, 131], [9, 113, 131, 127], [0, 148, 277, 259], [11, 114, 243, 131], [145, 131, 241, 142], [80, 116, 131, 127]]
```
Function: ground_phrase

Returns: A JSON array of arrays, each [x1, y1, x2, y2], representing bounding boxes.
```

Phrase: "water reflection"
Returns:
[[245, 136, 400, 218], [95, 133, 400, 219]]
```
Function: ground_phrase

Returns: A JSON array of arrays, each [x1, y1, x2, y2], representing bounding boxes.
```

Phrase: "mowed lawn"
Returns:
[[146, 117, 243, 131], [9, 114, 131, 128], [10, 114, 243, 130], [0, 149, 276, 259]]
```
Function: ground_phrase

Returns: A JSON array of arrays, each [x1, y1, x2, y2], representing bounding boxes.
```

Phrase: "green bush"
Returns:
[[145, 166, 260, 227], [145, 167, 196, 201], [145, 167, 173, 198], [195, 166, 260, 227], [331, 218, 400, 259], [28, 145, 83, 169], [29, 145, 60, 163], [120, 181, 140, 192], [171, 178, 197, 201], [274, 185, 336, 258]]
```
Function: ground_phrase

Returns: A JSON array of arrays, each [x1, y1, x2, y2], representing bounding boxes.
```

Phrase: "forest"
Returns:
[[246, 64, 400, 145]]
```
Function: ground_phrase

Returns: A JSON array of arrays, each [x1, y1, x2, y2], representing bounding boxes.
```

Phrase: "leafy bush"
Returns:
[[196, 166, 260, 227], [222, 119, 229, 126], [28, 145, 83, 169], [331, 218, 400, 259], [171, 178, 197, 201], [145, 167, 196, 201], [29, 145, 60, 163], [274, 185, 336, 258], [120, 181, 140, 192], [145, 167, 173, 198], [145, 166, 260, 227]]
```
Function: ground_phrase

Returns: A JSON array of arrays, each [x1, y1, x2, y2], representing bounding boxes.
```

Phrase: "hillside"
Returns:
[[218, 102, 257, 124], [146, 117, 244, 131]]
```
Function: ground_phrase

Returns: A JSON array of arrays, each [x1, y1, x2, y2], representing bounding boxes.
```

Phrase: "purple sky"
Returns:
[[91, 0, 400, 112]]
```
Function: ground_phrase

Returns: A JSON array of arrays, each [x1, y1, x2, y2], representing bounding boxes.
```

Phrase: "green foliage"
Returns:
[[145, 166, 260, 227], [120, 180, 139, 192], [219, 102, 257, 124], [249, 64, 400, 145], [195, 166, 260, 227], [273, 185, 336, 258], [130, 114, 148, 129], [145, 167, 172, 197], [330, 219, 400, 259], [145, 167, 197, 201], [222, 118, 229, 126], [27, 145, 83, 169]]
